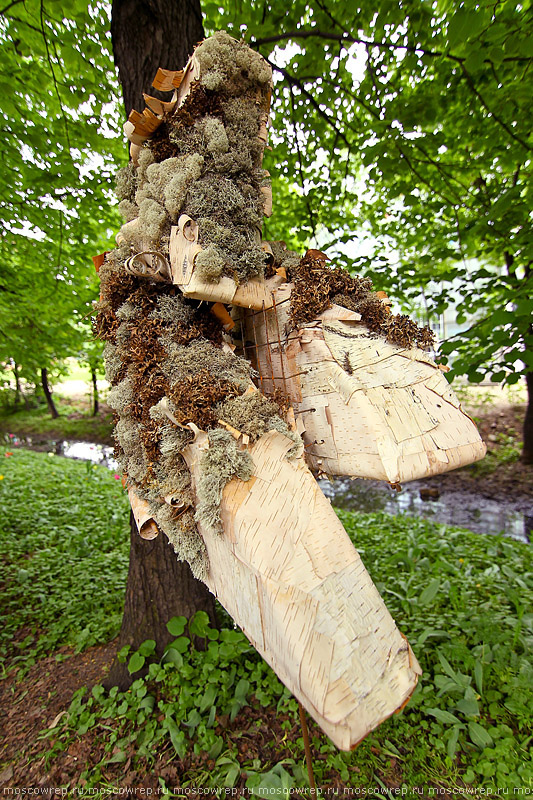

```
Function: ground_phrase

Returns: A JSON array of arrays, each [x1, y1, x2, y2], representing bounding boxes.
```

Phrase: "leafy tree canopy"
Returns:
[[1, 0, 532, 428], [0, 0, 123, 387]]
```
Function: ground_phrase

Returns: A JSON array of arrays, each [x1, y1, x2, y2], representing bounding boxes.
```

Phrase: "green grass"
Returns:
[[0, 448, 129, 667], [0, 449, 531, 790], [0, 396, 113, 444]]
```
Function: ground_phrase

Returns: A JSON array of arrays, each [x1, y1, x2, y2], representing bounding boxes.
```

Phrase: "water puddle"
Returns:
[[319, 477, 532, 544], [6, 434, 530, 544], [7, 435, 119, 471]]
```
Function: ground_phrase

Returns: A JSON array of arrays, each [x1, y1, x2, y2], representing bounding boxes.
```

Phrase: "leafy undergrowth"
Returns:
[[0, 449, 532, 791], [0, 448, 129, 670], [0, 395, 114, 444]]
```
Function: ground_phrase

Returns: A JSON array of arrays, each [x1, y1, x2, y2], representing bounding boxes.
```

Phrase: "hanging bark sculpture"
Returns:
[[95, 32, 485, 751]]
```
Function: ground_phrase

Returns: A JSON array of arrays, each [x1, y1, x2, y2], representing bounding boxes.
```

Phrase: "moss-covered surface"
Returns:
[[96, 33, 298, 580], [269, 245, 435, 349]]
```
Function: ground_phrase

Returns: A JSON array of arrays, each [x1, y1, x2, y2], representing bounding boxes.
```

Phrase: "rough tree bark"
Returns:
[[91, 367, 99, 417], [524, 371, 533, 464], [104, 0, 216, 691], [111, 0, 205, 115], [41, 367, 59, 419]]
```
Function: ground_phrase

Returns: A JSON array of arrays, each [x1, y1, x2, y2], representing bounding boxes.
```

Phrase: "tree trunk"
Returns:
[[104, 512, 217, 691], [13, 362, 21, 407], [91, 367, 99, 416], [523, 372, 533, 464], [105, 0, 210, 691], [41, 368, 59, 419], [111, 0, 204, 115]]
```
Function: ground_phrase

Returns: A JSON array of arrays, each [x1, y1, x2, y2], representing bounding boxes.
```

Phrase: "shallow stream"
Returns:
[[9, 435, 532, 544]]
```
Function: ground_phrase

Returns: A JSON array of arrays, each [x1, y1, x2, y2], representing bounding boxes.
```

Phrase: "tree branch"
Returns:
[[250, 29, 531, 64], [459, 63, 531, 152], [266, 58, 351, 147], [39, 0, 71, 150], [0, 0, 23, 14]]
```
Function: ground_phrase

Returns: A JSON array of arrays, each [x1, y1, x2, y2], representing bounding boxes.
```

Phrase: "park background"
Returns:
[[0, 0, 532, 792]]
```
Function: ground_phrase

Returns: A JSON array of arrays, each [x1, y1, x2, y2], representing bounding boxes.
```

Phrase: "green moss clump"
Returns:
[[194, 246, 225, 281], [107, 377, 134, 416], [203, 117, 229, 155], [115, 162, 137, 202], [149, 294, 196, 325], [216, 392, 281, 442], [162, 153, 204, 218], [194, 428, 254, 534], [216, 393, 303, 459], [160, 338, 251, 391], [137, 198, 169, 246], [194, 31, 271, 96]]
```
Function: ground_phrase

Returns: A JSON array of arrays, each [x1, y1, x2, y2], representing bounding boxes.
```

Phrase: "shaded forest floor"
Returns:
[[0, 451, 531, 792]]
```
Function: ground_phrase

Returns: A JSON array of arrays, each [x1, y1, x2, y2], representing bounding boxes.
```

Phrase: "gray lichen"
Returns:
[[99, 33, 280, 578], [159, 338, 252, 391], [194, 428, 254, 534]]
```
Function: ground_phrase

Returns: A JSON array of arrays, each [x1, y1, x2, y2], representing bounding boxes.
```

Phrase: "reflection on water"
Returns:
[[6, 433, 531, 543], [319, 477, 532, 544], [8, 435, 119, 471]]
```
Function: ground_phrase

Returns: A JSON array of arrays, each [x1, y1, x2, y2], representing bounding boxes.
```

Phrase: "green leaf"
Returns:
[[200, 684, 218, 713], [127, 651, 145, 674], [162, 647, 183, 667], [189, 610, 212, 637], [456, 697, 480, 717], [469, 722, 494, 749], [138, 639, 156, 657], [224, 763, 241, 788], [419, 579, 440, 606], [426, 707, 461, 725], [167, 616, 187, 637], [139, 695, 156, 712], [167, 720, 187, 758], [447, 725, 462, 759], [474, 661, 484, 696], [234, 678, 250, 700]]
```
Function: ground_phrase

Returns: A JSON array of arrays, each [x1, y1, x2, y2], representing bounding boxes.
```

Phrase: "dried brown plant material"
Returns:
[[93, 304, 120, 343], [141, 417, 165, 466], [383, 315, 422, 348], [289, 251, 434, 350], [416, 326, 436, 349], [168, 370, 240, 430], [129, 370, 170, 423], [148, 123, 181, 163], [100, 264, 139, 312], [356, 296, 389, 333], [170, 83, 224, 131], [289, 250, 372, 326], [169, 312, 224, 347]]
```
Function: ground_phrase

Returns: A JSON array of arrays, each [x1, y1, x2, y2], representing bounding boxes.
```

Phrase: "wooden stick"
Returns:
[[298, 701, 317, 796]]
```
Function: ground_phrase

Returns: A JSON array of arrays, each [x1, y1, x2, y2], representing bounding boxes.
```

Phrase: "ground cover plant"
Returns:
[[0, 449, 128, 670], [0, 449, 531, 791], [0, 396, 114, 446]]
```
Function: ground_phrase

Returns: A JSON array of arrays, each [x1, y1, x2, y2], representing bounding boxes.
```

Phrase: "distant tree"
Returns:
[[0, 0, 122, 409]]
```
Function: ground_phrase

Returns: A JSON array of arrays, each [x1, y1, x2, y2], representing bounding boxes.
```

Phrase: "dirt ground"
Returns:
[[0, 642, 348, 792], [425, 401, 532, 502], [0, 642, 116, 788]]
